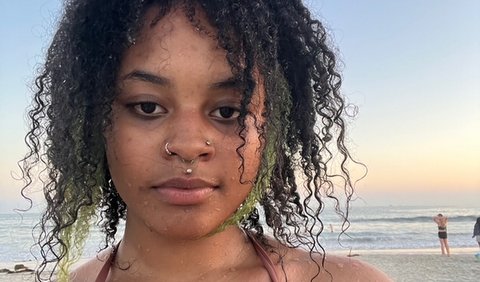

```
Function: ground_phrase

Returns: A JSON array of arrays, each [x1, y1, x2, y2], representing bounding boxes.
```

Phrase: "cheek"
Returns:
[[238, 118, 263, 181], [105, 127, 155, 190], [213, 122, 262, 188], [105, 137, 133, 189]]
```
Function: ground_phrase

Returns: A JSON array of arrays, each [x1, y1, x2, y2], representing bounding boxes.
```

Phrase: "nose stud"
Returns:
[[206, 140, 212, 146]]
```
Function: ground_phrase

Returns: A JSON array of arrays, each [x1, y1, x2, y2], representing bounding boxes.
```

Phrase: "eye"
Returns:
[[130, 102, 166, 117], [211, 106, 240, 120]]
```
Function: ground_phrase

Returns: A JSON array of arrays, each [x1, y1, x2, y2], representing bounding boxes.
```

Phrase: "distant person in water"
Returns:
[[433, 214, 450, 256], [473, 217, 480, 249]]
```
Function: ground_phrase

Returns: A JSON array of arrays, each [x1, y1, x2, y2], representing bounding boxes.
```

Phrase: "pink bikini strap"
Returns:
[[95, 236, 279, 282], [95, 243, 118, 282], [245, 232, 280, 282]]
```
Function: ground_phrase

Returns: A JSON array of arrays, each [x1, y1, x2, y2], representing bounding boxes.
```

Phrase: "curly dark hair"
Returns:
[[21, 0, 360, 281]]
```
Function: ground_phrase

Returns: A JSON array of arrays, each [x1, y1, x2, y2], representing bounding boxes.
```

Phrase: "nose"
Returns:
[[164, 138, 214, 162], [162, 114, 215, 163]]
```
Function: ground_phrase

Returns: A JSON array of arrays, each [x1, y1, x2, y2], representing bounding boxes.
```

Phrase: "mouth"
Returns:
[[151, 177, 219, 206]]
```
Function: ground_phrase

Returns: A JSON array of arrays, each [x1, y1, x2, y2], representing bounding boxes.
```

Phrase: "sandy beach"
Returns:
[[1, 247, 479, 281], [360, 253, 479, 282], [335, 247, 480, 282]]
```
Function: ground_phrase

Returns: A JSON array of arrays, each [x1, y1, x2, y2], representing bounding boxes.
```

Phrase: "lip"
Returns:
[[152, 177, 219, 205]]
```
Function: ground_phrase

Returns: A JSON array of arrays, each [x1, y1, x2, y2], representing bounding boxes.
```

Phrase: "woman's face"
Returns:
[[105, 7, 264, 239]]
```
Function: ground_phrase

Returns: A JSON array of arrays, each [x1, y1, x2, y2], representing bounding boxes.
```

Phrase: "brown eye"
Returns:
[[211, 106, 240, 120], [130, 102, 166, 117], [139, 103, 157, 114], [219, 107, 235, 118]]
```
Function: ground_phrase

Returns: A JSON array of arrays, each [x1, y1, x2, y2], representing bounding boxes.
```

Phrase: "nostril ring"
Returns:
[[165, 142, 173, 156]]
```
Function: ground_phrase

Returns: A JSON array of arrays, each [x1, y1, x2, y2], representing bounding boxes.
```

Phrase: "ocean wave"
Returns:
[[351, 215, 477, 223]]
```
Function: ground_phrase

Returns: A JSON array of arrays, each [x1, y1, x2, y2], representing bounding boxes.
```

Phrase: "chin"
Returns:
[[146, 215, 226, 240]]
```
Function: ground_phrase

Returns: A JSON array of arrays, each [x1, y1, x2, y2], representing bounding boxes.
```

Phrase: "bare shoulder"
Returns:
[[321, 253, 392, 281], [274, 245, 392, 282], [69, 247, 111, 282]]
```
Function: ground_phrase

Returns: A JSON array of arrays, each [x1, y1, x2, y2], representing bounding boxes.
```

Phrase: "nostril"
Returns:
[[164, 140, 214, 161]]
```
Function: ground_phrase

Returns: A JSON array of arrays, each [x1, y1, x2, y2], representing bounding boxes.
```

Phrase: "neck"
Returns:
[[114, 217, 254, 279]]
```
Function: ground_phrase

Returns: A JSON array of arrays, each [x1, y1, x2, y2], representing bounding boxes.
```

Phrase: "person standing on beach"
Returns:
[[19, 1, 391, 281], [473, 217, 480, 249], [433, 214, 450, 256]]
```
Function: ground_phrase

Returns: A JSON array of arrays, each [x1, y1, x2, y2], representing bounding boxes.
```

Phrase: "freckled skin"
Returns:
[[106, 7, 264, 241]]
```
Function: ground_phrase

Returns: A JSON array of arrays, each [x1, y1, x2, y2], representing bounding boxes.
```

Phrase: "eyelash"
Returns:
[[126, 102, 240, 122], [210, 106, 240, 121], [128, 102, 166, 117]]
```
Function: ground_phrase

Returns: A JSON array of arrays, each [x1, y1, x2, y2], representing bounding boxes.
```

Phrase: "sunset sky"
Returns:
[[1, 0, 479, 212]]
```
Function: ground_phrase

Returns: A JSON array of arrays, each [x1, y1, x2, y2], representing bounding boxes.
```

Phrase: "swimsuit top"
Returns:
[[95, 232, 279, 282]]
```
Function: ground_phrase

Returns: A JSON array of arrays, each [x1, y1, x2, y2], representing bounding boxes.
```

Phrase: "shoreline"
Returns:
[[330, 246, 479, 255], [331, 247, 480, 282], [1, 247, 479, 281]]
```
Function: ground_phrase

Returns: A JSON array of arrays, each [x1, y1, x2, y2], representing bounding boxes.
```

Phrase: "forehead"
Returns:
[[138, 5, 217, 46], [118, 6, 232, 78]]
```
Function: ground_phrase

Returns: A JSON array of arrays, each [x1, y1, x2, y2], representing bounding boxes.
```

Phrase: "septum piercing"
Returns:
[[165, 140, 212, 175], [181, 158, 195, 165]]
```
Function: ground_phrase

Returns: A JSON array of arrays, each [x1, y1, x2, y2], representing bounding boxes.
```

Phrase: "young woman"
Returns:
[[21, 1, 390, 281], [433, 214, 450, 256]]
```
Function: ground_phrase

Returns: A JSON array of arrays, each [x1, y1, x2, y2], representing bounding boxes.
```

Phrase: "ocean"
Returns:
[[320, 205, 478, 251], [0, 205, 478, 263]]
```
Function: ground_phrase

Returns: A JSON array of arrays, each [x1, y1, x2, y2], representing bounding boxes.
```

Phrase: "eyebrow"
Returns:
[[122, 70, 171, 86], [210, 77, 242, 90], [122, 70, 242, 90]]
